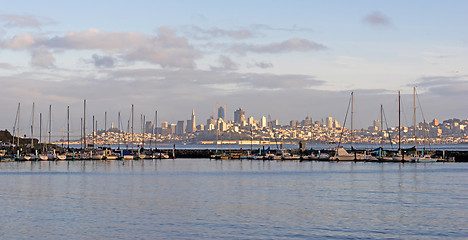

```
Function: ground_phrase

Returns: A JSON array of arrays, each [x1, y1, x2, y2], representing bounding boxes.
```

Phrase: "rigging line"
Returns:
[[337, 92, 352, 148], [382, 106, 394, 149], [12, 103, 19, 137]]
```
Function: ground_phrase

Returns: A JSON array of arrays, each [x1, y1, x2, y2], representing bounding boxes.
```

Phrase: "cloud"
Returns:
[[45, 28, 148, 50], [1, 27, 200, 68], [413, 75, 468, 96], [231, 38, 327, 55], [210, 55, 238, 71], [363, 11, 391, 27], [2, 33, 36, 49], [92, 54, 115, 68], [248, 61, 274, 69], [251, 24, 314, 33], [31, 47, 55, 67], [0, 14, 55, 28], [0, 68, 466, 131], [123, 27, 201, 68], [0, 62, 15, 70], [183, 25, 254, 40]]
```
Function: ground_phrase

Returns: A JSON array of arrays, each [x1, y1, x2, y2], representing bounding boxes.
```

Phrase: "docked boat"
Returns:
[[411, 155, 437, 163]]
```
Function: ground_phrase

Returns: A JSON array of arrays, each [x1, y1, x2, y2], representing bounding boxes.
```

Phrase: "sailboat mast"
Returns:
[[31, 102, 35, 149], [48, 104, 51, 144], [40, 113, 42, 144], [67, 106, 70, 149], [92, 115, 95, 148], [118, 112, 121, 149], [414, 87, 417, 151], [380, 104, 383, 149], [105, 111, 107, 139], [154, 111, 158, 151], [141, 114, 144, 148], [17, 103, 20, 148], [351, 92, 354, 147], [131, 104, 134, 151], [83, 99, 87, 150], [398, 91, 401, 154], [80, 118, 83, 149]]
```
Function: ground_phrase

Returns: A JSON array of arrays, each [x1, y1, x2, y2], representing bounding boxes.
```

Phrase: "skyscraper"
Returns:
[[234, 108, 245, 124], [187, 108, 196, 133], [145, 121, 154, 134], [260, 116, 267, 128], [218, 106, 225, 120], [191, 108, 196, 132], [326, 117, 333, 128], [176, 121, 185, 136]]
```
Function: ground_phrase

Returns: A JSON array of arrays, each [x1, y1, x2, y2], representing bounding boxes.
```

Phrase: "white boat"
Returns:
[[91, 153, 105, 160], [411, 155, 437, 163], [19, 155, 32, 161], [331, 147, 366, 161], [38, 154, 48, 161], [56, 154, 67, 160]]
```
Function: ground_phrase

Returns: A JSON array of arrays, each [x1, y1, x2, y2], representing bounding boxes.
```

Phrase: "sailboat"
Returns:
[[332, 92, 367, 161], [392, 91, 405, 162], [410, 87, 437, 163]]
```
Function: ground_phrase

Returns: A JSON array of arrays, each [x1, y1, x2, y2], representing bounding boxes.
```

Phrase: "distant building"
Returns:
[[271, 120, 279, 127], [373, 120, 380, 130], [432, 119, 439, 126], [248, 116, 254, 126], [218, 119, 227, 131], [326, 117, 333, 128], [161, 121, 168, 129], [302, 116, 313, 126], [260, 116, 267, 128], [145, 121, 154, 134], [218, 106, 225, 120], [187, 120, 193, 133], [334, 120, 340, 129], [290, 120, 298, 128], [169, 123, 176, 135], [234, 108, 245, 124], [186, 108, 196, 133], [176, 121, 185, 136]]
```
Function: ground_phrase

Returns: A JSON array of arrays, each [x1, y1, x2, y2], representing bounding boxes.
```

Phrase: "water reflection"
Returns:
[[0, 160, 466, 239]]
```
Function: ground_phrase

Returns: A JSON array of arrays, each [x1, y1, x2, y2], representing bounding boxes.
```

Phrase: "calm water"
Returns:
[[0, 159, 467, 239]]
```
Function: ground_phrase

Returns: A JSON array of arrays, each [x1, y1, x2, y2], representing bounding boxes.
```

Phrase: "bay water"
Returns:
[[0, 159, 467, 239]]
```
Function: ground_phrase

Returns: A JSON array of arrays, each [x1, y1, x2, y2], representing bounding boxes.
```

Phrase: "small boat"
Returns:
[[411, 155, 437, 163], [38, 154, 48, 161], [56, 154, 67, 161]]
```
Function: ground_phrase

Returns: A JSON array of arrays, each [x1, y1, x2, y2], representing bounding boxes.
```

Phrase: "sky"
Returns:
[[0, 0, 467, 138]]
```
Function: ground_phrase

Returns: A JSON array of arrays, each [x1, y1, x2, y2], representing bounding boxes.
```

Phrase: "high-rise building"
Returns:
[[176, 121, 185, 136], [187, 108, 196, 133], [373, 120, 380, 130], [302, 116, 313, 126], [334, 120, 340, 128], [326, 117, 333, 128], [218, 106, 225, 120], [187, 120, 193, 132], [161, 121, 168, 129], [169, 124, 176, 135], [260, 116, 267, 128], [234, 108, 245, 124], [290, 120, 298, 128], [145, 121, 154, 134], [248, 116, 254, 126]]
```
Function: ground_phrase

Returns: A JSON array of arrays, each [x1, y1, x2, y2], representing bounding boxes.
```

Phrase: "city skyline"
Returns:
[[0, 1, 467, 131]]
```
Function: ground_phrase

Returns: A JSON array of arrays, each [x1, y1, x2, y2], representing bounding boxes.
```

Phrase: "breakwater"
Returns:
[[2, 147, 468, 161]]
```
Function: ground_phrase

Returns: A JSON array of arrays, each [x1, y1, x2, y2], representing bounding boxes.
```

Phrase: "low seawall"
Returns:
[[162, 148, 468, 162]]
